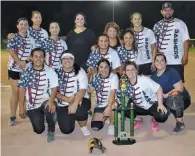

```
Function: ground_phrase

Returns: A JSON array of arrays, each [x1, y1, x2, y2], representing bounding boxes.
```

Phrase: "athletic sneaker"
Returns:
[[134, 122, 141, 130], [151, 118, 159, 132], [108, 125, 114, 135], [134, 117, 143, 130], [47, 131, 55, 143], [80, 126, 91, 136], [9, 116, 16, 126], [173, 122, 185, 133]]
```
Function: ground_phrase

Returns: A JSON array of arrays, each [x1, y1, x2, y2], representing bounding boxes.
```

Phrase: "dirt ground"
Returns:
[[1, 52, 195, 156]]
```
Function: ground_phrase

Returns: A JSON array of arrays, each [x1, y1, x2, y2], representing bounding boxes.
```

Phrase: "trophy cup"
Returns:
[[113, 74, 136, 145]]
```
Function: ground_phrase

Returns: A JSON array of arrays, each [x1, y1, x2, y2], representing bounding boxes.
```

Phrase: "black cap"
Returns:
[[162, 2, 173, 10]]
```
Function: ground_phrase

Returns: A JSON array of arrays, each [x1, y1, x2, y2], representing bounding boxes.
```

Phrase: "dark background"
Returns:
[[1, 1, 195, 39]]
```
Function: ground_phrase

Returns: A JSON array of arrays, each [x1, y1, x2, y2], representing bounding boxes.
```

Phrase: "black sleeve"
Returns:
[[88, 29, 96, 47], [65, 30, 73, 47]]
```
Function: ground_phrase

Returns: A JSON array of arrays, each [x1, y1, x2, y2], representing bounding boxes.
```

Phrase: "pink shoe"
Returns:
[[134, 116, 143, 130], [134, 121, 141, 130], [151, 118, 159, 132]]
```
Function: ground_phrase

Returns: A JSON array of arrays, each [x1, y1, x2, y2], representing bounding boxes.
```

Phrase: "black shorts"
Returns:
[[8, 70, 20, 80], [94, 107, 107, 113], [138, 63, 152, 76], [167, 65, 184, 82]]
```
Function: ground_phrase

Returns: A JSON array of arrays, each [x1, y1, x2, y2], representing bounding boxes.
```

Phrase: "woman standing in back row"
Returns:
[[8, 10, 48, 48], [127, 12, 157, 76], [66, 12, 97, 72], [103, 22, 121, 50], [7, 18, 36, 126], [41, 22, 68, 69], [126, 12, 157, 128]]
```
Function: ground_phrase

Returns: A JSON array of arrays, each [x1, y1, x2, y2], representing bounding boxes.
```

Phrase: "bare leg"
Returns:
[[9, 79, 19, 117], [78, 120, 87, 127], [90, 90, 96, 114]]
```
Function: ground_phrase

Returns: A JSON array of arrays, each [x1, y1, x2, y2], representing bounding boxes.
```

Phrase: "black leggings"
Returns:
[[168, 96, 191, 118], [27, 104, 56, 134], [125, 102, 169, 123], [56, 98, 91, 134]]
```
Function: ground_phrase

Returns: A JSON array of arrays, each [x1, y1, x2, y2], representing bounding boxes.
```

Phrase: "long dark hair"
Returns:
[[97, 58, 112, 75], [74, 12, 87, 28], [74, 63, 81, 75], [120, 30, 138, 53]]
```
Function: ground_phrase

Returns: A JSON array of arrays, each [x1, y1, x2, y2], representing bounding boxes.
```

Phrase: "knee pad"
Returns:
[[170, 108, 184, 118], [91, 121, 104, 131]]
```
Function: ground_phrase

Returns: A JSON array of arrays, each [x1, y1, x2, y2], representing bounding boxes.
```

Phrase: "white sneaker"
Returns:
[[108, 125, 114, 135], [80, 126, 91, 136]]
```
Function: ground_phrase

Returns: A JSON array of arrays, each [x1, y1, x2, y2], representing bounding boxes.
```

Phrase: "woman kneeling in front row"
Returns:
[[55, 52, 91, 136], [123, 61, 169, 132], [88, 58, 119, 135]]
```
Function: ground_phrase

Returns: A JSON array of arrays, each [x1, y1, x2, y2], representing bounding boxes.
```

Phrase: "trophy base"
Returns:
[[113, 138, 136, 145]]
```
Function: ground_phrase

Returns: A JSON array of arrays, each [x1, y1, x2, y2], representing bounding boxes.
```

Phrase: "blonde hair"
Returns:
[[130, 12, 143, 29], [103, 22, 120, 38], [130, 12, 142, 21], [32, 10, 41, 17]]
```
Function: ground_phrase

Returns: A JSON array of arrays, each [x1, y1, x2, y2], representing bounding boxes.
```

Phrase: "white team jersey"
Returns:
[[55, 67, 89, 107], [7, 33, 36, 72], [18, 65, 59, 111], [41, 38, 68, 69], [28, 27, 48, 48], [86, 47, 121, 70], [134, 27, 156, 65], [90, 73, 119, 108], [126, 75, 160, 110], [153, 18, 190, 65], [116, 45, 137, 64]]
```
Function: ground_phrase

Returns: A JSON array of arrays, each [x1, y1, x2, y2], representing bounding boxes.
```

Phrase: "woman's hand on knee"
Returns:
[[157, 104, 167, 114], [68, 103, 78, 114], [46, 101, 56, 113], [103, 106, 112, 117]]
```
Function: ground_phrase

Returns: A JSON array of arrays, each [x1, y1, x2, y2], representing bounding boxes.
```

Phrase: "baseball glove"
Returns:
[[88, 137, 106, 154], [165, 91, 184, 110]]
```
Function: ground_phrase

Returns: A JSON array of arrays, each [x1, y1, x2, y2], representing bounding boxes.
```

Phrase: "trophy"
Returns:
[[113, 74, 136, 145]]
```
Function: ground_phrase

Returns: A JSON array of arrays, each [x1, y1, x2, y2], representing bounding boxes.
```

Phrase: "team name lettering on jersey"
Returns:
[[145, 38, 150, 60], [153, 18, 190, 64], [133, 27, 156, 65], [174, 29, 179, 59]]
